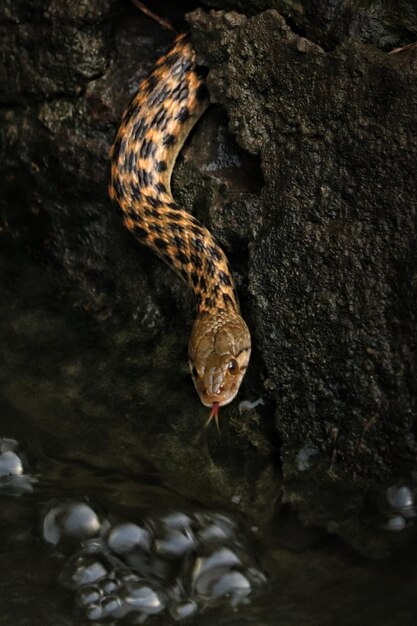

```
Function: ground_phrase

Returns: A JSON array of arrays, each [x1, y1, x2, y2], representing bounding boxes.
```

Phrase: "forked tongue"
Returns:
[[205, 402, 220, 431]]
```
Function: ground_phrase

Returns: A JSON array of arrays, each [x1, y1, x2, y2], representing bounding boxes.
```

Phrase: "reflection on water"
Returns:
[[43, 499, 266, 622], [2, 250, 417, 626]]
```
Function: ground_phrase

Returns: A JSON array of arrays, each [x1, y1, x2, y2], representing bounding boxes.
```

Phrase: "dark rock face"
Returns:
[[190, 8, 417, 554], [1, 0, 416, 554], [202, 0, 417, 50], [0, 1, 277, 522]]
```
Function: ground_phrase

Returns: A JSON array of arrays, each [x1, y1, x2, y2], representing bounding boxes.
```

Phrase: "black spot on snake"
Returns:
[[163, 133, 176, 147], [209, 246, 222, 261], [192, 238, 205, 252], [172, 235, 185, 249], [140, 138, 156, 159], [144, 208, 161, 219], [150, 223, 164, 235], [176, 106, 190, 123], [190, 253, 202, 270], [177, 251, 189, 265], [138, 169, 153, 187], [219, 271, 232, 286], [155, 182, 167, 194], [145, 74, 158, 93], [145, 195, 163, 209], [132, 225, 148, 240], [156, 160, 167, 172], [132, 118, 149, 142], [154, 237, 168, 250]]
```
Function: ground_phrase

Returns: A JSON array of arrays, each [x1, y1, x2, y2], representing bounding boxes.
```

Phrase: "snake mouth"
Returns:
[[199, 388, 239, 409], [200, 394, 234, 408]]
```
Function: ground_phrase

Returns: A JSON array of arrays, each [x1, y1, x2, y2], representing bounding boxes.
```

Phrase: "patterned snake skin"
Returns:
[[109, 34, 251, 425]]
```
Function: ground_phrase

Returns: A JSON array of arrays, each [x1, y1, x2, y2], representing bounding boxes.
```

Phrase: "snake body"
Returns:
[[109, 34, 251, 422]]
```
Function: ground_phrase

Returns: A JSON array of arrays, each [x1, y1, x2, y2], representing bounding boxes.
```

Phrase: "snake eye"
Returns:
[[191, 365, 198, 379], [228, 358, 238, 375]]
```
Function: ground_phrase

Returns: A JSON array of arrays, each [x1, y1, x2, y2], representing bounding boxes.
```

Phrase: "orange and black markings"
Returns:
[[109, 34, 251, 413]]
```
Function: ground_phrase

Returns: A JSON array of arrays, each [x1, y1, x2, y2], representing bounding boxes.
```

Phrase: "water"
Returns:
[[1, 249, 417, 625]]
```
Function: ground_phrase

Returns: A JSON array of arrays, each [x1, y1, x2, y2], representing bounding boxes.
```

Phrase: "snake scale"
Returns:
[[109, 34, 251, 425]]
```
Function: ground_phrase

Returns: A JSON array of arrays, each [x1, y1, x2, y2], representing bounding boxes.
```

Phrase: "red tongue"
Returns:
[[205, 402, 220, 431]]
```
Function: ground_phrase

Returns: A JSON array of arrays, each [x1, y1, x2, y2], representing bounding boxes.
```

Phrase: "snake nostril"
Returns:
[[218, 385, 225, 394]]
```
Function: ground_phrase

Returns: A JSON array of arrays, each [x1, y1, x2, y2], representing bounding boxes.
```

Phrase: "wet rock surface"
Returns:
[[0, 251, 276, 520], [189, 8, 417, 555], [0, 0, 416, 559], [201, 0, 417, 50]]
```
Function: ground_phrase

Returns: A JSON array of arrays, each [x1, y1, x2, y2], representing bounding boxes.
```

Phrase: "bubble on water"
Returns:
[[107, 523, 152, 554], [101, 594, 125, 617], [98, 576, 120, 594], [297, 444, 319, 471], [386, 486, 414, 511], [161, 512, 193, 531], [200, 513, 238, 537], [0, 439, 36, 495], [192, 548, 241, 584], [0, 450, 23, 476], [385, 515, 407, 532], [192, 548, 242, 598], [197, 523, 232, 543], [0, 473, 36, 495], [170, 600, 198, 620], [72, 558, 108, 588], [62, 504, 100, 539], [246, 565, 268, 587], [43, 508, 61, 545], [154, 529, 195, 558], [238, 397, 264, 414], [60, 554, 109, 589], [118, 570, 142, 585], [0, 438, 19, 453], [86, 603, 104, 621], [51, 505, 266, 622], [122, 581, 165, 615], [81, 537, 106, 555], [43, 502, 100, 545], [212, 571, 251, 607], [76, 585, 102, 607]]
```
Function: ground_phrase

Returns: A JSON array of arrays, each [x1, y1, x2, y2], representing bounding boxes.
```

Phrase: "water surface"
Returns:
[[1, 250, 417, 625]]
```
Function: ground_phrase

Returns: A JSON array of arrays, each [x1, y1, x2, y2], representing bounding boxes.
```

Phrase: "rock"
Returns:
[[1, 0, 416, 556], [189, 8, 417, 555], [201, 0, 417, 50]]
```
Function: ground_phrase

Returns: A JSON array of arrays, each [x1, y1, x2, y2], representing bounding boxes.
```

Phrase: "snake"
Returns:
[[109, 34, 251, 426]]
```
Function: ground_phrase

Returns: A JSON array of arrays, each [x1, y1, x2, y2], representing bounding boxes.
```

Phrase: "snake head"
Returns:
[[188, 312, 251, 411]]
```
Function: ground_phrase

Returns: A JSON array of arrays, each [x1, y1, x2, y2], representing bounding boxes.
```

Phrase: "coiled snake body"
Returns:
[[109, 34, 251, 424]]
